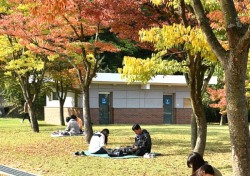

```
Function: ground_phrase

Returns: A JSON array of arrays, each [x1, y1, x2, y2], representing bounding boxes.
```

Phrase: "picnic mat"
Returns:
[[79, 151, 161, 159], [51, 131, 85, 137], [83, 150, 140, 159]]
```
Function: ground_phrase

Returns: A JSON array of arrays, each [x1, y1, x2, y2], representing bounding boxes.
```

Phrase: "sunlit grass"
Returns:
[[0, 118, 232, 176]]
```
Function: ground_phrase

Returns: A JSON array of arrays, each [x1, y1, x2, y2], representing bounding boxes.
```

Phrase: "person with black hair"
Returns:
[[192, 164, 214, 176], [64, 114, 81, 135], [131, 123, 152, 156], [88, 128, 110, 154], [187, 152, 222, 176]]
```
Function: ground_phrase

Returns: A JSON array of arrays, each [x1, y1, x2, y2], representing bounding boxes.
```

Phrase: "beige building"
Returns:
[[44, 73, 217, 125]]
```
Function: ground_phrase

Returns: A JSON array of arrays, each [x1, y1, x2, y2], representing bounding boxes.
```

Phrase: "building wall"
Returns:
[[44, 107, 192, 125], [45, 83, 192, 125], [175, 108, 192, 124], [112, 108, 163, 124], [44, 107, 83, 125]]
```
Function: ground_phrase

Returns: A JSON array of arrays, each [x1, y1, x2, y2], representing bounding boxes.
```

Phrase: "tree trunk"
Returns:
[[191, 113, 197, 150], [224, 51, 250, 176], [59, 99, 65, 126], [190, 98, 207, 156], [28, 102, 39, 132], [187, 54, 209, 156], [82, 87, 93, 143]]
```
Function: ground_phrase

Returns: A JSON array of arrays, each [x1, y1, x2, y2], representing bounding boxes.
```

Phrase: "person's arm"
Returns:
[[100, 135, 110, 153], [65, 122, 71, 132], [144, 133, 151, 148]]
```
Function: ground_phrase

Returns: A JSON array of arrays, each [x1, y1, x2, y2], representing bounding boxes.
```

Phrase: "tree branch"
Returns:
[[238, 26, 250, 50], [191, 0, 227, 63]]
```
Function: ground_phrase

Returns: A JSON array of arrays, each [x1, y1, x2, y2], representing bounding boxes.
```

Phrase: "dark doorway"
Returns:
[[99, 93, 111, 124], [163, 95, 173, 124]]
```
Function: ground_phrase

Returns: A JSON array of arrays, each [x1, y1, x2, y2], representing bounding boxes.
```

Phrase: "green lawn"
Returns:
[[0, 118, 232, 176]]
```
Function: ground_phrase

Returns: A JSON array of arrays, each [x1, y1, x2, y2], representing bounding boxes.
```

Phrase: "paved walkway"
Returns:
[[0, 165, 37, 176]]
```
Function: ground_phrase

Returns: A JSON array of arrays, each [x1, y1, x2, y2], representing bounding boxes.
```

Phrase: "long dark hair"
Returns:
[[192, 164, 214, 176], [187, 152, 206, 173], [101, 128, 109, 145]]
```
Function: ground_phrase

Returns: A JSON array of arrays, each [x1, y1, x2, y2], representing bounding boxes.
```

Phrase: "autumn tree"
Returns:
[[45, 58, 77, 126], [121, 21, 216, 155], [0, 0, 123, 142], [207, 87, 227, 125], [0, 35, 46, 132], [190, 0, 250, 175], [119, 0, 219, 155], [12, 0, 174, 142]]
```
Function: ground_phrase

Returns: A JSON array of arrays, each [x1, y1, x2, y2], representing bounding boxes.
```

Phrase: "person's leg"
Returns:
[[134, 148, 147, 156], [22, 113, 27, 123], [93, 147, 108, 154], [27, 114, 31, 123]]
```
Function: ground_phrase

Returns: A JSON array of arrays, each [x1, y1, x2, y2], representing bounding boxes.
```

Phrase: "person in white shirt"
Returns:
[[88, 129, 110, 154]]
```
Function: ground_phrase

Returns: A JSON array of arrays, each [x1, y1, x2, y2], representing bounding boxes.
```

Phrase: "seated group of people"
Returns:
[[63, 114, 83, 135], [88, 123, 152, 156]]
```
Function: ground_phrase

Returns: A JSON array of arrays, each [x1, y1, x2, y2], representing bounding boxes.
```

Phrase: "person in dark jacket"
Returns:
[[131, 123, 152, 156]]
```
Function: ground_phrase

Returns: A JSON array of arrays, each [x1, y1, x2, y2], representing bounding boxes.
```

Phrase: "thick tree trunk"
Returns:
[[82, 87, 93, 143], [28, 102, 39, 132], [224, 51, 250, 176]]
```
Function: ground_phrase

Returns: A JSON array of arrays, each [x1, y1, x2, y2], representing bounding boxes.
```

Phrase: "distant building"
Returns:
[[44, 73, 217, 125]]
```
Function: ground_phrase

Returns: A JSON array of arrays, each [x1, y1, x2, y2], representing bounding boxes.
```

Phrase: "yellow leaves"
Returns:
[[86, 53, 96, 68], [121, 56, 183, 83], [140, 24, 193, 50], [0, 36, 22, 61], [0, 35, 44, 76], [17, 4, 32, 13], [139, 24, 217, 62], [48, 54, 59, 61], [121, 56, 153, 83], [150, 0, 165, 6], [5, 50, 44, 75]]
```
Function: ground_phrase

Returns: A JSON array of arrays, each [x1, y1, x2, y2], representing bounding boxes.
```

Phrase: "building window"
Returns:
[[183, 98, 191, 108]]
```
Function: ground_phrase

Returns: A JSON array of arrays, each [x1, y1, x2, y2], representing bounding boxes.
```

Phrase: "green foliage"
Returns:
[[0, 76, 24, 108]]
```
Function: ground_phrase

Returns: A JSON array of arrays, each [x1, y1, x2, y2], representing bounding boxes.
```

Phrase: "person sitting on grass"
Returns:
[[192, 164, 215, 176], [187, 152, 222, 176], [131, 123, 152, 156], [64, 115, 81, 135], [88, 129, 110, 154], [75, 115, 83, 132]]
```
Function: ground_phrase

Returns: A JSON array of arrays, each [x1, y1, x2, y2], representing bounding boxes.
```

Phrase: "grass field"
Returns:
[[0, 118, 232, 176]]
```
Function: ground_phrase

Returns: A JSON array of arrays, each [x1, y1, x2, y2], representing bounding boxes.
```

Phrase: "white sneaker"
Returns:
[[143, 153, 150, 158]]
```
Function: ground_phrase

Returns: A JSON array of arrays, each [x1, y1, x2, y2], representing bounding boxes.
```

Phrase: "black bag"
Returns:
[[108, 149, 124, 157]]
